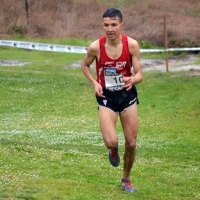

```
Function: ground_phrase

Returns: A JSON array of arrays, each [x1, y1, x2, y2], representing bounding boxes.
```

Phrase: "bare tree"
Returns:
[[25, 0, 29, 24]]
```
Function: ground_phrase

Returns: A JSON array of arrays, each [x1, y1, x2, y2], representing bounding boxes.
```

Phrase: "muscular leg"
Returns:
[[119, 103, 138, 179], [99, 106, 118, 149]]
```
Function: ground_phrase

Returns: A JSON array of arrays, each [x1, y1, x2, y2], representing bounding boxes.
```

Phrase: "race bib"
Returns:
[[104, 69, 124, 91]]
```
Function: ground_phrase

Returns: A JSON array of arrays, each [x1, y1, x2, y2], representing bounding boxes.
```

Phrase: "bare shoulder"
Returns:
[[127, 36, 140, 47], [87, 39, 100, 56], [83, 39, 100, 66], [127, 37, 140, 54]]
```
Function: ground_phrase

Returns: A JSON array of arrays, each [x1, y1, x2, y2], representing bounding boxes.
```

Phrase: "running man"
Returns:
[[81, 8, 143, 193]]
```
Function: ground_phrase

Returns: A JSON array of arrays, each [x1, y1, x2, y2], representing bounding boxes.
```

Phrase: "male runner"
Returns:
[[81, 8, 143, 193]]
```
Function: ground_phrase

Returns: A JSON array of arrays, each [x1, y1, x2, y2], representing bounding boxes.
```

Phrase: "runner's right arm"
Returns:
[[81, 41, 105, 98]]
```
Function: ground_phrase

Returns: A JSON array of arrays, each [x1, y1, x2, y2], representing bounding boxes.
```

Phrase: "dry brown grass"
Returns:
[[0, 0, 199, 47]]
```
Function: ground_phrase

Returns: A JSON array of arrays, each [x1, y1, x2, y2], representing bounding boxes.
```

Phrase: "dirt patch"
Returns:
[[1, 55, 200, 77], [69, 55, 200, 76], [0, 60, 31, 67], [142, 55, 200, 74]]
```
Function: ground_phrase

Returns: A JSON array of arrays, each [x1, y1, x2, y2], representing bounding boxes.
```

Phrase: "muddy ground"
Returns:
[[1, 54, 199, 76], [68, 54, 200, 76], [141, 55, 200, 74]]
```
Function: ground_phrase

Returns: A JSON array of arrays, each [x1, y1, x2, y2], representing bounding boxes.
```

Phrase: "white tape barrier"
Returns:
[[141, 48, 200, 53], [166, 47, 200, 52], [0, 40, 200, 54], [0, 40, 88, 54]]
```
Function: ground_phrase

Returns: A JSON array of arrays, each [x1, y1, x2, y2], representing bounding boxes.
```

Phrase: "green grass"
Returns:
[[0, 47, 200, 199]]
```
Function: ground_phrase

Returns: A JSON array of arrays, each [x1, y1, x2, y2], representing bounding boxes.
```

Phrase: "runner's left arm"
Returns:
[[123, 38, 143, 90]]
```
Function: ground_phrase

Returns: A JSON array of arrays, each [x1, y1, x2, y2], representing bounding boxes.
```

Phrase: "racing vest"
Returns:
[[96, 35, 133, 90]]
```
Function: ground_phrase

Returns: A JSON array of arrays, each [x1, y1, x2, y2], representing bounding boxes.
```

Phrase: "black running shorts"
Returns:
[[96, 86, 139, 113]]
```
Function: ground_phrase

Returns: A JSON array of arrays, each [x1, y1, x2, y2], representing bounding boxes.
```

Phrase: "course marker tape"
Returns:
[[0, 40, 200, 54], [0, 40, 88, 54]]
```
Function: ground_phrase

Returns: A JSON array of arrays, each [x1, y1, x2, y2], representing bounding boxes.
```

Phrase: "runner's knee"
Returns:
[[125, 139, 136, 150], [104, 138, 118, 149]]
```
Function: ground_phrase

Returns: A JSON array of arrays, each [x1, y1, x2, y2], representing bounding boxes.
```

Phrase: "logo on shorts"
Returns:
[[129, 98, 136, 104], [103, 100, 107, 106]]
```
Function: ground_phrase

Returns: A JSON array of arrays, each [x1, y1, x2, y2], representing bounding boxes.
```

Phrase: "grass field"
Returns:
[[0, 46, 200, 200]]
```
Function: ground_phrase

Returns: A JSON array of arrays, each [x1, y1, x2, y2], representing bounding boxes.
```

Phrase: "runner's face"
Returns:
[[102, 17, 124, 40]]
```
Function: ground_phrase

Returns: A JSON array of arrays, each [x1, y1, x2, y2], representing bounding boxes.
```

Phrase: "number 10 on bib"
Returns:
[[104, 69, 124, 90]]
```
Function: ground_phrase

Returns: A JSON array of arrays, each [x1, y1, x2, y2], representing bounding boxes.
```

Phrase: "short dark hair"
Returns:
[[103, 8, 123, 22]]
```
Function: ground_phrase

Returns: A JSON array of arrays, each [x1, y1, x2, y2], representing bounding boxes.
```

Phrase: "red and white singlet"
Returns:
[[96, 35, 133, 91]]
